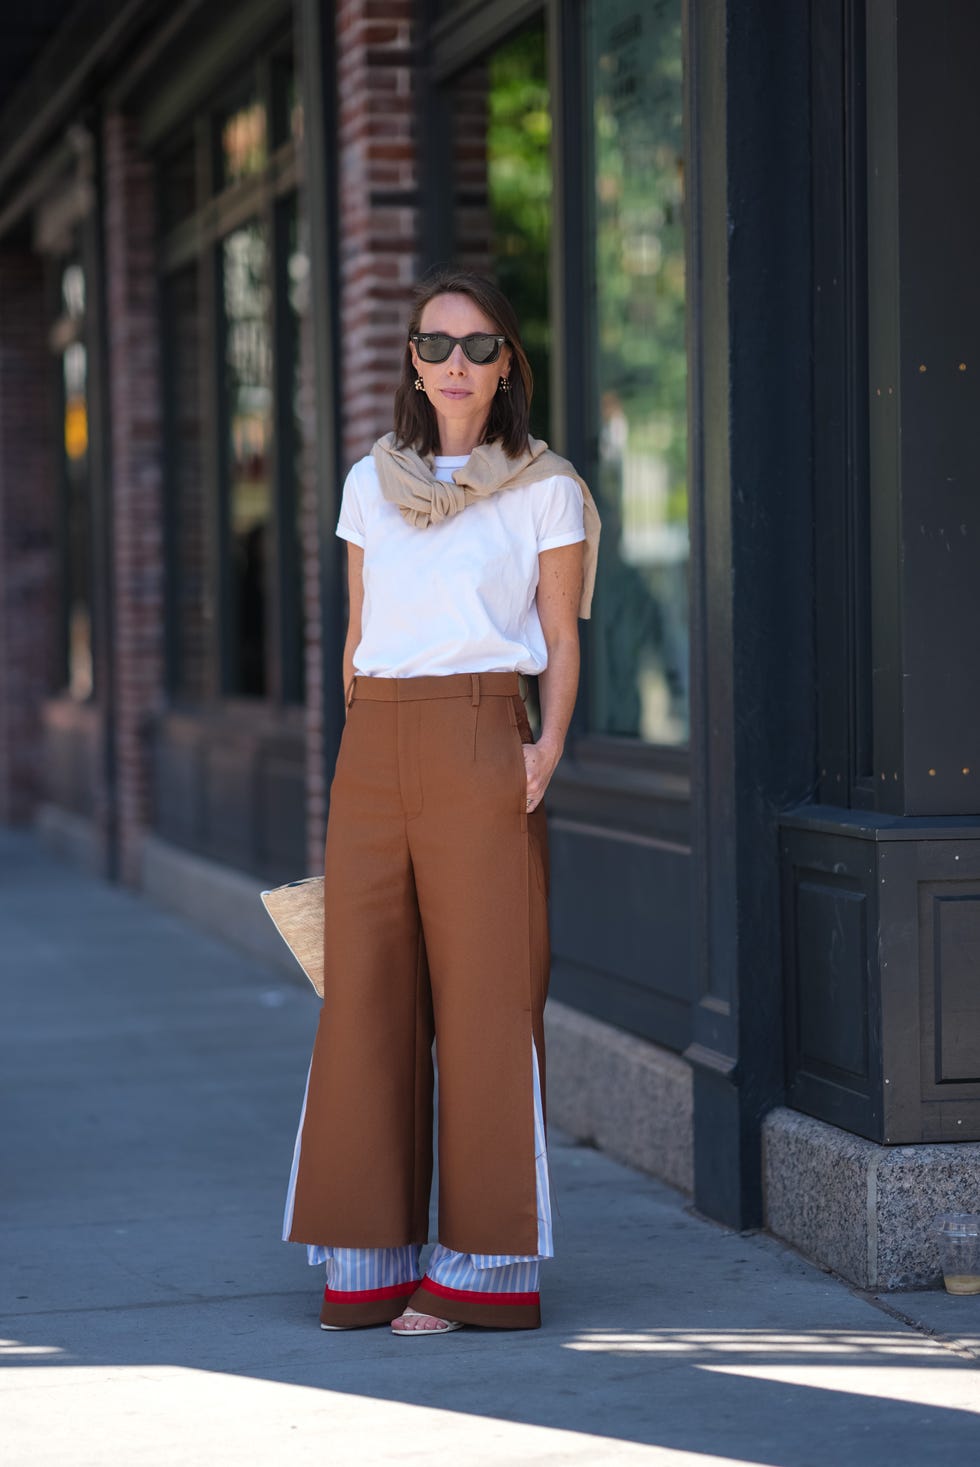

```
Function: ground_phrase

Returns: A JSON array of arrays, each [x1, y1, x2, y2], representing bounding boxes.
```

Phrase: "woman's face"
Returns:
[[410, 292, 512, 448]]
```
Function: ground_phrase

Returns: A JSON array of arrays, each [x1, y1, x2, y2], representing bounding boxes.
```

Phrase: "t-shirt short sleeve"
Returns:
[[335, 463, 366, 547], [535, 474, 586, 552]]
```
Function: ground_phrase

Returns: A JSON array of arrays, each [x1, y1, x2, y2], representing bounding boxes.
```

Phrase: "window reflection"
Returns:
[[452, 23, 552, 440], [488, 27, 551, 441], [165, 266, 209, 700], [283, 195, 309, 703], [218, 96, 267, 187], [273, 58, 304, 148], [288, 73, 304, 144], [222, 223, 272, 696], [588, 0, 688, 744], [61, 263, 85, 320], [160, 138, 197, 230], [61, 298, 93, 700]]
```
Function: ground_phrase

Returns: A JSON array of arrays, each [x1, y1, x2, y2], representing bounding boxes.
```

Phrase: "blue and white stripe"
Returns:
[[325, 1246, 420, 1293], [283, 1037, 554, 1281], [427, 1244, 539, 1295], [471, 1036, 553, 1266]]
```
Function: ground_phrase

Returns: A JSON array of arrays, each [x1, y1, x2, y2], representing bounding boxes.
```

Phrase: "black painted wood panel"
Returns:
[[782, 805, 980, 1143], [152, 707, 306, 885], [548, 818, 691, 1050]]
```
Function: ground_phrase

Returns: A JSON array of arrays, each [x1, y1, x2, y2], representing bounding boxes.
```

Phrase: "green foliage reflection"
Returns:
[[487, 25, 552, 440], [590, 0, 688, 743]]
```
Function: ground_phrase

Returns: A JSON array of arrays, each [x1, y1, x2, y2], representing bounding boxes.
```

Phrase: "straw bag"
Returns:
[[260, 876, 324, 997]]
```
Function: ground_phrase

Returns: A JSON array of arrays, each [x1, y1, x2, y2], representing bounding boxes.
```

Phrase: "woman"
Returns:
[[282, 267, 600, 1335]]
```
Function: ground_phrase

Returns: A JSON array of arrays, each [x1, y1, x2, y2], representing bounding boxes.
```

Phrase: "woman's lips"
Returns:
[[440, 389, 471, 399]]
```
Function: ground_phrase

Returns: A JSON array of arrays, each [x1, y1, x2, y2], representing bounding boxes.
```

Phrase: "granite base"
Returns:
[[763, 1105, 980, 1289], [544, 1002, 693, 1196]]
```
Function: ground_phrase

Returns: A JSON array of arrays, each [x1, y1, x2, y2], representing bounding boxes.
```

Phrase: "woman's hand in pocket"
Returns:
[[522, 736, 562, 812]]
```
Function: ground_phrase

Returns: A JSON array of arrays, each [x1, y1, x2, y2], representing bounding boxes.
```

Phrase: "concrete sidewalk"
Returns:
[[2, 825, 979, 1467]]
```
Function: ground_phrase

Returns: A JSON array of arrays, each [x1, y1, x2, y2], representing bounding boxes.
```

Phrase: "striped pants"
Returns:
[[284, 1038, 553, 1327]]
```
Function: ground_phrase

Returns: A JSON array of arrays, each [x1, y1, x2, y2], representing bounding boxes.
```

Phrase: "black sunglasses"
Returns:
[[410, 332, 508, 365]]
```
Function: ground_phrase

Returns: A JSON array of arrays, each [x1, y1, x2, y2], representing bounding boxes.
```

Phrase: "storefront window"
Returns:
[[221, 222, 273, 697], [587, 0, 688, 744], [217, 90, 267, 188], [160, 136, 197, 231], [164, 265, 209, 701], [486, 26, 551, 440], [56, 258, 93, 701], [159, 41, 305, 710], [452, 23, 551, 440], [273, 58, 304, 148], [282, 195, 309, 703]]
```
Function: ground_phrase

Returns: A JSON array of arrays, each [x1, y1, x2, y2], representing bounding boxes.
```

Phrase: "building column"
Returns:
[[297, 0, 419, 870], [102, 113, 165, 886], [0, 248, 59, 824], [685, 0, 814, 1228], [335, 0, 418, 467]]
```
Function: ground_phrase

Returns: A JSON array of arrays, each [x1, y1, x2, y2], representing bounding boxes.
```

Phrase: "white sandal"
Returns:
[[391, 1306, 463, 1337]]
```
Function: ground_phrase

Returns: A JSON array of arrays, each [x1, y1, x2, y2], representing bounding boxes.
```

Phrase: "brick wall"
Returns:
[[103, 113, 165, 885], [0, 249, 59, 824], [300, 0, 422, 867], [336, 0, 419, 467]]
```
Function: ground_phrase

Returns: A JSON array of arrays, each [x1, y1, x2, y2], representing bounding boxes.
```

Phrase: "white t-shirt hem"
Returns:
[[336, 523, 365, 547]]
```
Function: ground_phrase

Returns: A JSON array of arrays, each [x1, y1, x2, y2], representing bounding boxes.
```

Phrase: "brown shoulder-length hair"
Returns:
[[393, 267, 533, 460]]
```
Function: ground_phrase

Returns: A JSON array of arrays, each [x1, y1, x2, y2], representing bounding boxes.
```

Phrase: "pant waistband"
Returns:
[[348, 672, 525, 706]]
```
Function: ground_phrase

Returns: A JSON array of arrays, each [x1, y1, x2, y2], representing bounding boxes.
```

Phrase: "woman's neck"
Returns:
[[435, 411, 489, 458]]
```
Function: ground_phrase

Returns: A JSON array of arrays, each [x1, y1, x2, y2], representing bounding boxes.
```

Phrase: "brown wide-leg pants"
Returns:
[[288, 670, 550, 1317]]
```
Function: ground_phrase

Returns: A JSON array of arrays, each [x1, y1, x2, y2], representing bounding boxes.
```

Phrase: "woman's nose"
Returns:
[[446, 343, 468, 372]]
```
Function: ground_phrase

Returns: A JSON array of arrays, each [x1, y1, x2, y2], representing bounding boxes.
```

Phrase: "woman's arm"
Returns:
[[342, 542, 365, 717], [525, 540, 584, 808]]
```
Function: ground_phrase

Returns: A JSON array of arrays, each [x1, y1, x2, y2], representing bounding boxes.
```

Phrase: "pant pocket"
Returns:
[[505, 695, 530, 830]]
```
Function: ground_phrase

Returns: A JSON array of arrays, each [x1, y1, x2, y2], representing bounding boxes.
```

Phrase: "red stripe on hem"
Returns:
[[323, 1279, 420, 1304], [420, 1275, 540, 1307]]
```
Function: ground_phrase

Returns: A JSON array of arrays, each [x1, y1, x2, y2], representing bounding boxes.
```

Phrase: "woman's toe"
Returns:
[[392, 1308, 451, 1332]]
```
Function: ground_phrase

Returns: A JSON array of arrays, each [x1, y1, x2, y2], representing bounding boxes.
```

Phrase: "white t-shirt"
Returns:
[[336, 452, 586, 677]]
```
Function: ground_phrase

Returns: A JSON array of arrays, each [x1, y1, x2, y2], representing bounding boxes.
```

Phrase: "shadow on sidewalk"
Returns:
[[3, 827, 979, 1464]]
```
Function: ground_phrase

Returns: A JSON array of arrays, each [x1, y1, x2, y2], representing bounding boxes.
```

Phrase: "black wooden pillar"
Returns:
[[867, 1, 980, 819], [684, 0, 815, 1229], [781, 3, 980, 1155]]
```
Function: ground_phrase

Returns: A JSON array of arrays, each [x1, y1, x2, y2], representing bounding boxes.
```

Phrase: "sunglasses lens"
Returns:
[[462, 334, 501, 364], [416, 334, 453, 362]]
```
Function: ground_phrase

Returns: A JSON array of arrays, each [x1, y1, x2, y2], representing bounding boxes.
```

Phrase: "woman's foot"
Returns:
[[391, 1306, 463, 1336]]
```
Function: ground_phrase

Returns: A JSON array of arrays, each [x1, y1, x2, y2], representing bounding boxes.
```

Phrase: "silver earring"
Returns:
[[498, 376, 511, 393], [414, 374, 425, 392]]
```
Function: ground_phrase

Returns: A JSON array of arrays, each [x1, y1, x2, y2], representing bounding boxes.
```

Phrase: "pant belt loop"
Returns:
[[518, 672, 528, 703], [345, 675, 357, 709]]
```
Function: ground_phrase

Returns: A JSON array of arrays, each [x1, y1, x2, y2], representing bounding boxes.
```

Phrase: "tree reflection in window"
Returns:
[[452, 22, 551, 442], [487, 25, 551, 441], [588, 0, 688, 744]]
